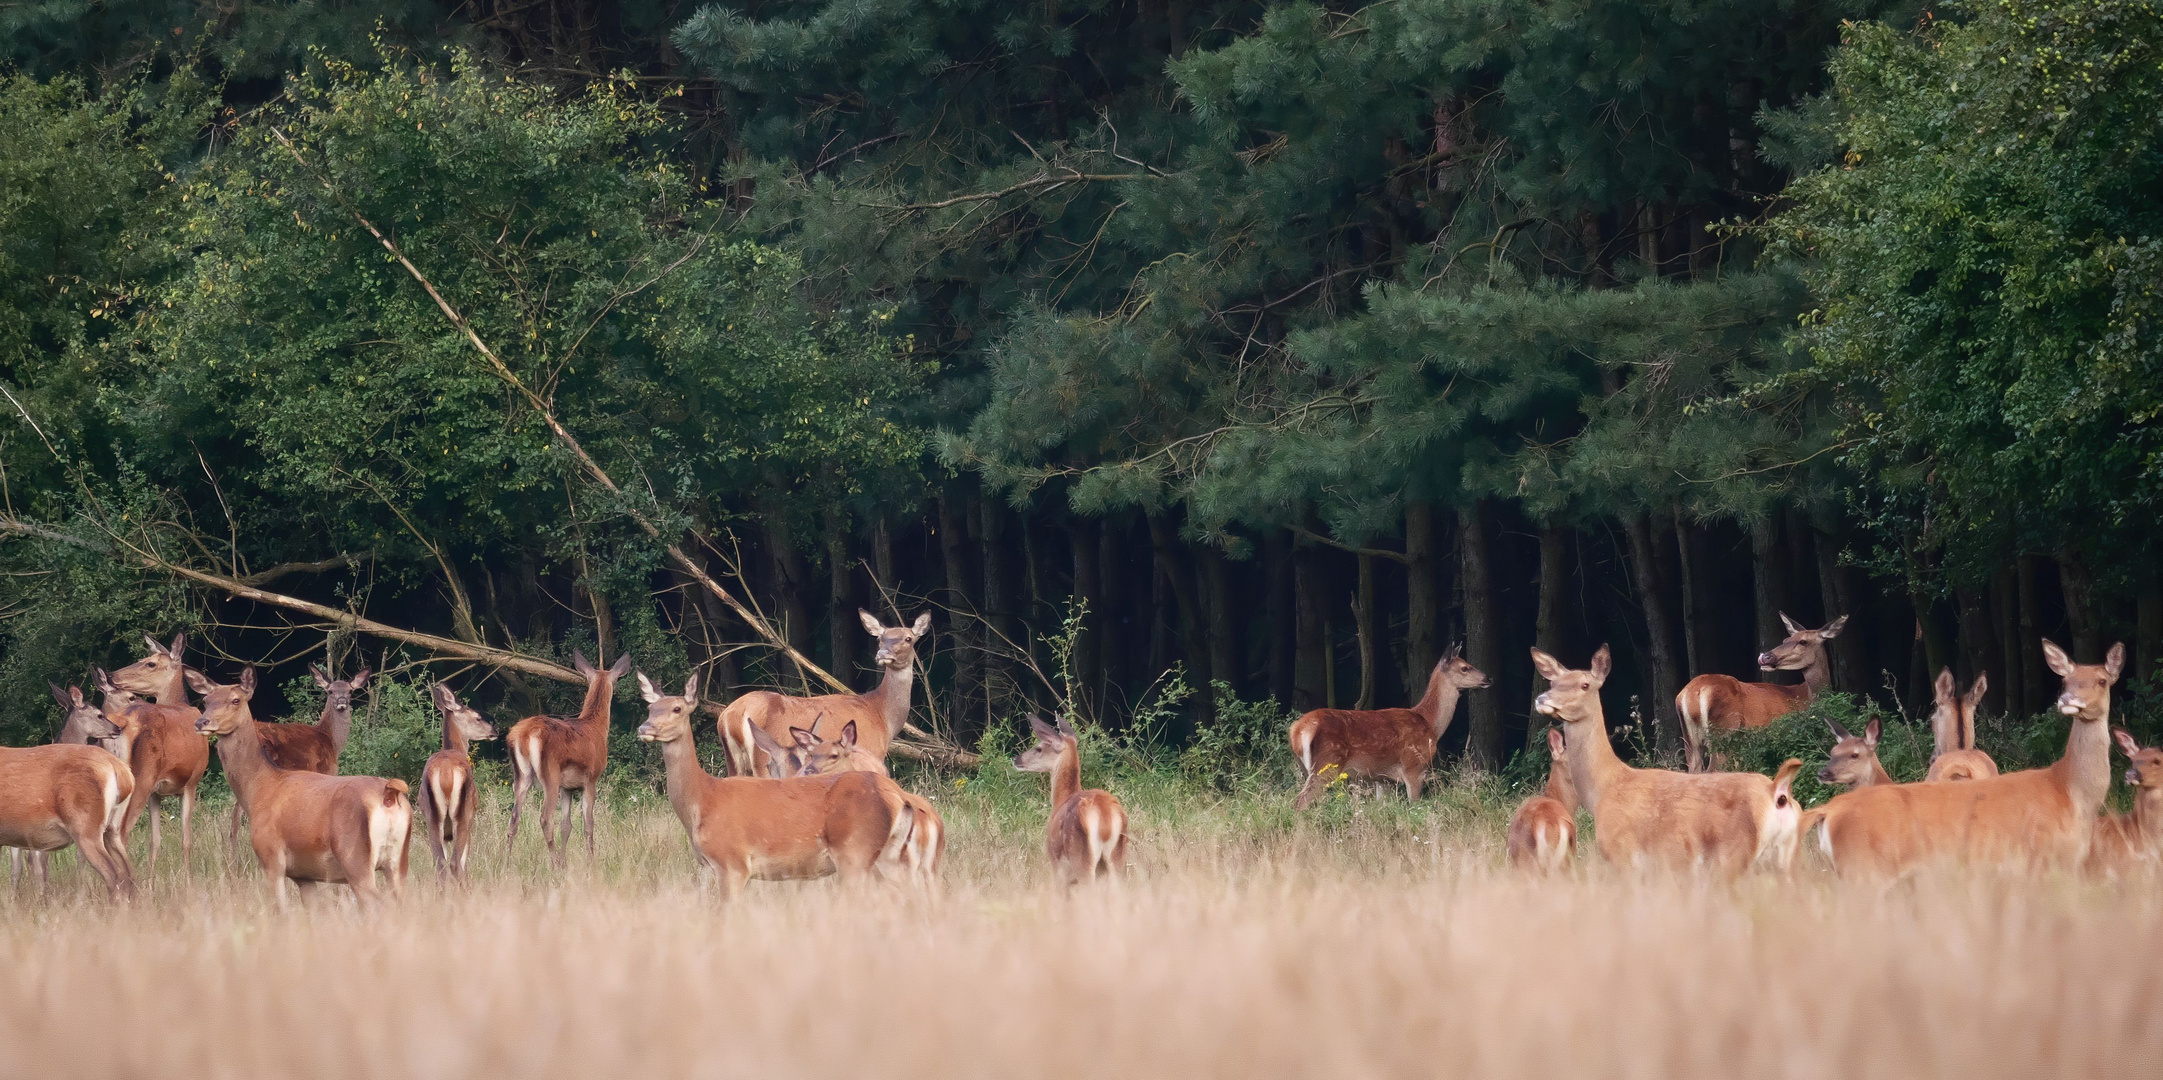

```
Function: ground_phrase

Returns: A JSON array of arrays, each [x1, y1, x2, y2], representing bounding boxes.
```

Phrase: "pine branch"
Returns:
[[870, 171, 1153, 211]]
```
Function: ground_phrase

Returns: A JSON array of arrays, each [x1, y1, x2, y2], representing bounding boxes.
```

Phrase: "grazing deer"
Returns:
[[188, 668, 411, 910], [634, 672, 914, 898], [1013, 714, 1128, 886], [1818, 717, 1894, 790], [2087, 729, 2163, 875], [1677, 614, 1847, 773], [786, 719, 946, 883], [716, 611, 930, 777], [1924, 668, 1999, 782], [506, 650, 629, 867], [98, 644, 209, 875], [1287, 643, 1491, 809], [1506, 726, 1580, 873], [1532, 645, 1807, 878], [1814, 640, 2122, 878], [2, 686, 136, 897], [224, 664, 372, 847], [421, 683, 497, 884]]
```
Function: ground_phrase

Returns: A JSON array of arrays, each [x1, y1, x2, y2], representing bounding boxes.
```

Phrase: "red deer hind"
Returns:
[[422, 683, 497, 884], [1013, 714, 1127, 885], [716, 611, 929, 777], [224, 664, 371, 847], [1, 685, 136, 898], [506, 650, 630, 867], [1677, 614, 1847, 772], [2089, 729, 2163, 875], [786, 718, 946, 883], [101, 634, 210, 875], [1287, 643, 1490, 809], [1924, 669, 1999, 782], [1506, 726, 1580, 873]]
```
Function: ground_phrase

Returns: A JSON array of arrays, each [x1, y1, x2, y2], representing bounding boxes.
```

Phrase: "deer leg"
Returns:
[[1402, 768, 1423, 802], [422, 792, 448, 877], [583, 784, 599, 862], [227, 802, 243, 854], [75, 826, 129, 901], [538, 777, 563, 866], [105, 815, 135, 896], [1293, 767, 1329, 811], [178, 781, 196, 873], [146, 794, 163, 871]]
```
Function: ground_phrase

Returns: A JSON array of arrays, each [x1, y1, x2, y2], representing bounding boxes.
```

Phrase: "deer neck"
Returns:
[[1797, 650, 1831, 699], [1543, 766, 1575, 809], [655, 735, 711, 821], [441, 719, 467, 756], [1865, 757, 1894, 787], [215, 709, 275, 808], [153, 669, 189, 707], [1051, 742, 1082, 808], [868, 661, 916, 739], [577, 676, 616, 747], [1414, 668, 1460, 739], [320, 701, 352, 757], [2133, 786, 2163, 850], [1560, 709, 1627, 815], [2056, 712, 2114, 820]]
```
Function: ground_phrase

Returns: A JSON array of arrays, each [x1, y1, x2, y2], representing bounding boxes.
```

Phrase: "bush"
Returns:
[[1709, 693, 1929, 808], [1179, 683, 1297, 793], [286, 672, 442, 787]]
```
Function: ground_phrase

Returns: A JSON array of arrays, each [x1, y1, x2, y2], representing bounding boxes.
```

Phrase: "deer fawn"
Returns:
[[1, 685, 136, 898], [421, 683, 498, 884], [716, 611, 929, 777], [1814, 640, 2122, 877], [506, 650, 629, 867], [1677, 614, 1847, 773], [1818, 717, 1894, 790], [1506, 726, 1579, 873], [224, 664, 371, 848], [1533, 645, 1807, 878], [1288, 643, 1490, 809], [189, 668, 411, 910], [2085, 729, 2163, 875], [1014, 714, 1127, 886], [100, 638, 210, 875], [1924, 668, 1998, 782], [635, 672, 914, 898], [786, 718, 946, 883]]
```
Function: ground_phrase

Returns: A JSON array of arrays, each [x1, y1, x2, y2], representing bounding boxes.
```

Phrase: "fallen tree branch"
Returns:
[[1287, 524, 1413, 565], [239, 550, 374, 588], [869, 171, 1152, 212]]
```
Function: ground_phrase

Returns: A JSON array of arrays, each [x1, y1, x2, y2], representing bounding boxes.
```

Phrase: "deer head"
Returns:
[[1817, 716, 1883, 787], [1758, 614, 1847, 672], [431, 683, 498, 746], [189, 668, 257, 736], [1435, 642, 1492, 691], [634, 671, 701, 744], [861, 610, 932, 671], [50, 682, 123, 743], [2114, 729, 2163, 792], [313, 663, 372, 717], [1012, 714, 1076, 773], [1542, 726, 1578, 808], [110, 632, 188, 697], [788, 716, 858, 775], [2044, 639, 2123, 722], [1530, 645, 1610, 726]]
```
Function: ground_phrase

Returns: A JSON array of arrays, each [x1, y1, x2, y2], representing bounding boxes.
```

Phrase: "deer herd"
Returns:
[[3, 605, 2157, 908]]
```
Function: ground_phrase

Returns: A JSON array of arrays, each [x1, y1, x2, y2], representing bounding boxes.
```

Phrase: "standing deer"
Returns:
[[100, 639, 210, 875], [787, 718, 946, 882], [1013, 714, 1127, 886], [1814, 641, 2122, 877], [2089, 729, 2163, 875], [421, 683, 497, 884], [716, 611, 930, 777], [224, 664, 372, 847], [1677, 614, 1847, 772], [1924, 668, 1999, 782], [1818, 717, 1894, 790], [634, 671, 914, 898], [506, 650, 629, 867], [1506, 726, 1580, 873], [188, 668, 411, 909], [1533, 645, 1808, 878], [1287, 643, 1491, 809], [2, 686, 136, 897]]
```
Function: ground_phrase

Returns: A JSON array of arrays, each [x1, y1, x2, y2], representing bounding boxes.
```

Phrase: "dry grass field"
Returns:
[[3, 770, 2161, 1080]]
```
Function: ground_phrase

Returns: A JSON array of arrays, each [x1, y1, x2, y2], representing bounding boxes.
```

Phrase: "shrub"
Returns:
[[1709, 692, 1928, 808], [1179, 683, 1297, 793]]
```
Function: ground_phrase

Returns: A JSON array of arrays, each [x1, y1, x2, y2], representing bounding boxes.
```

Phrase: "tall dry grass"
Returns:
[[2, 780, 2160, 1078]]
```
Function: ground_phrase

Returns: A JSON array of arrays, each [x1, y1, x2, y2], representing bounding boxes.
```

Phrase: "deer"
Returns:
[[634, 671, 914, 898], [188, 667, 411, 910], [421, 683, 498, 884], [2, 685, 136, 898], [1506, 726, 1580, 873], [1812, 640, 2122, 878], [99, 639, 210, 875], [1677, 614, 1848, 773], [1924, 668, 1999, 782], [786, 718, 946, 883], [715, 611, 930, 777], [505, 650, 629, 867], [1532, 645, 1808, 878], [1013, 714, 1128, 886], [1817, 717, 1895, 790], [1287, 643, 1491, 809], [223, 664, 372, 848], [2087, 729, 2163, 875]]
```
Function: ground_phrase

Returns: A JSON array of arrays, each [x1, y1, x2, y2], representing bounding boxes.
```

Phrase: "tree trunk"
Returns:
[[2141, 579, 2163, 686], [1404, 502, 1443, 693], [1353, 553, 1378, 710], [1992, 566, 2023, 716], [936, 488, 981, 732], [1912, 590, 1953, 714], [1203, 546, 1241, 702], [1293, 541, 1329, 711], [1623, 513, 1685, 757], [871, 517, 895, 598], [1814, 527, 1864, 694], [1066, 518, 1103, 720], [1266, 529, 1297, 707], [825, 508, 856, 688], [981, 497, 1024, 727], [2019, 555, 2047, 714], [1533, 523, 1571, 701], [1098, 514, 1131, 723], [1750, 516, 1789, 664], [760, 499, 813, 688], [1955, 586, 2002, 713], [1673, 516, 1703, 679], [1148, 513, 1212, 727], [1460, 502, 1506, 770], [2060, 552, 2102, 661]]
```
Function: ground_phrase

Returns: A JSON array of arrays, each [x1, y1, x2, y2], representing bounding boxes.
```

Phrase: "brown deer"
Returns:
[[97, 646, 209, 875], [715, 611, 929, 777], [2, 686, 136, 897], [1814, 640, 2122, 878], [2088, 729, 2163, 875], [1677, 614, 1847, 773], [224, 664, 372, 847], [505, 650, 629, 867], [1506, 726, 1579, 873], [1013, 714, 1128, 886], [634, 671, 914, 898], [1533, 645, 1808, 878], [786, 718, 946, 883], [1924, 668, 1999, 782], [421, 683, 497, 884], [188, 667, 411, 910], [1287, 643, 1491, 809], [1818, 717, 1894, 790]]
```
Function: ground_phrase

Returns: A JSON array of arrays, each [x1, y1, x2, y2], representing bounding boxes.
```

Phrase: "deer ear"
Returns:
[[1780, 612, 1805, 635], [748, 723, 785, 755], [184, 670, 214, 695], [169, 633, 186, 657], [571, 650, 596, 677], [311, 664, 331, 689], [94, 668, 116, 693], [636, 672, 661, 704], [1826, 717, 1851, 742], [911, 612, 932, 637], [608, 653, 633, 678], [1028, 714, 1060, 741], [1819, 614, 1848, 638], [1963, 672, 1989, 712], [237, 667, 256, 696], [682, 672, 699, 701], [839, 720, 857, 748], [789, 726, 818, 750], [1588, 644, 1612, 687], [2105, 642, 2127, 682], [49, 682, 72, 712], [1056, 714, 1078, 740], [860, 609, 886, 635], [2041, 639, 2073, 678], [1529, 648, 1565, 682], [144, 634, 165, 656], [348, 668, 370, 689], [1934, 667, 1956, 705], [1864, 717, 1881, 747], [2115, 728, 2140, 758], [1546, 726, 1566, 755]]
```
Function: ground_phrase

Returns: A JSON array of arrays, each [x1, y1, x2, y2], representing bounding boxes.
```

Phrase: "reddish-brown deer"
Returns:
[[1817, 717, 1895, 790], [1013, 714, 1127, 886], [98, 643, 209, 875], [787, 718, 946, 883], [189, 668, 411, 909], [1534, 645, 1808, 878], [2087, 729, 2163, 875], [1287, 643, 1490, 809], [1506, 726, 1579, 873], [224, 664, 372, 848], [1924, 669, 1999, 782], [716, 611, 929, 777], [2, 686, 136, 898], [1814, 640, 2122, 877], [1677, 614, 1847, 772], [635, 672, 914, 898], [421, 683, 497, 884], [506, 650, 630, 867]]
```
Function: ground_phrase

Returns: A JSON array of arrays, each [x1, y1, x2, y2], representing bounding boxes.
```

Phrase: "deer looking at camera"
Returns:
[[421, 683, 497, 884], [1534, 645, 1807, 878], [1, 686, 136, 898], [635, 672, 913, 898], [1818, 717, 1895, 791], [1506, 726, 1580, 873], [716, 611, 930, 777], [1014, 714, 1127, 886], [2089, 729, 2163, 875], [786, 718, 946, 883], [1287, 643, 1490, 809], [224, 664, 372, 848], [190, 668, 411, 910], [100, 635, 210, 875], [506, 650, 629, 867], [1924, 669, 1999, 782], [1677, 614, 1847, 773]]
